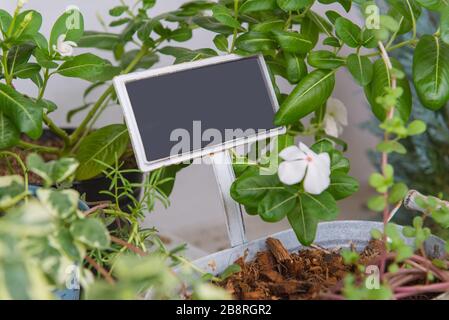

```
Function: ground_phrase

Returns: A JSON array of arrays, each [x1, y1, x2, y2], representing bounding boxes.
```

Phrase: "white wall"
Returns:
[[3, 1, 378, 250]]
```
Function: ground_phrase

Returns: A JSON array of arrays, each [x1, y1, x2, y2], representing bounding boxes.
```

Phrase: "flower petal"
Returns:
[[278, 160, 307, 185], [279, 145, 304, 161], [303, 153, 331, 194], [298, 142, 318, 159], [324, 115, 340, 137], [327, 98, 348, 126]]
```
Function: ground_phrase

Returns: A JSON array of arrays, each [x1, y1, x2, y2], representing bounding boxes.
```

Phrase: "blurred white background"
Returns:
[[3, 0, 379, 253]]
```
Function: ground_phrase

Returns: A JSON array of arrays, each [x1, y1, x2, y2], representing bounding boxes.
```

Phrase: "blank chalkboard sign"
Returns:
[[114, 54, 285, 172]]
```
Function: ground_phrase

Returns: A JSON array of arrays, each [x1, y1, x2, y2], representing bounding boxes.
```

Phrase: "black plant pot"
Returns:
[[36, 128, 144, 212]]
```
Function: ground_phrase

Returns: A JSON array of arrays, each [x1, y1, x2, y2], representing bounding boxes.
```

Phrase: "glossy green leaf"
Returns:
[[442, 8, 449, 45], [0, 112, 19, 149], [0, 83, 43, 139], [231, 174, 282, 208], [192, 16, 234, 34], [0, 10, 12, 33], [13, 10, 42, 40], [288, 191, 339, 245], [235, 31, 277, 53], [78, 31, 120, 50], [318, 0, 352, 12], [364, 58, 412, 121], [258, 190, 297, 222], [387, 0, 422, 35], [277, 0, 314, 11], [285, 53, 308, 84], [335, 17, 361, 48], [275, 69, 336, 125], [57, 53, 120, 82], [328, 173, 359, 200], [413, 35, 449, 110], [240, 0, 277, 13], [13, 63, 41, 79], [70, 218, 110, 249], [346, 53, 373, 86], [50, 7, 84, 50], [388, 182, 408, 204], [307, 50, 345, 69], [213, 34, 229, 51], [415, 0, 448, 11], [212, 5, 240, 29], [273, 30, 313, 54], [75, 124, 129, 180], [251, 19, 285, 32]]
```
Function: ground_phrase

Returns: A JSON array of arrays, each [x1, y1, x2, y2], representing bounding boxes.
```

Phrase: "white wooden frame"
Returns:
[[113, 54, 286, 172]]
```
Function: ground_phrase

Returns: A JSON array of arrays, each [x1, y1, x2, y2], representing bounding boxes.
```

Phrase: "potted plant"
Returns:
[[0, 150, 231, 299], [165, 0, 449, 299], [0, 0, 194, 212]]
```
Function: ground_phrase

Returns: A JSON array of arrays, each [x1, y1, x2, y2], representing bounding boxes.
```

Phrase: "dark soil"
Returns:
[[220, 238, 385, 300]]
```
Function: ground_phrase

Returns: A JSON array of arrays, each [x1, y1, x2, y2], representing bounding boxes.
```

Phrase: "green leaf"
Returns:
[[277, 0, 314, 11], [212, 5, 240, 29], [288, 191, 338, 245], [12, 63, 41, 79], [364, 58, 412, 122], [213, 34, 229, 51], [415, 0, 448, 11], [7, 43, 35, 70], [251, 19, 285, 32], [34, 48, 58, 69], [285, 53, 308, 84], [328, 173, 359, 200], [231, 174, 282, 208], [70, 218, 110, 249], [386, 0, 422, 35], [300, 16, 320, 48], [0, 112, 19, 149], [258, 190, 297, 222], [442, 8, 449, 45], [376, 140, 407, 154], [319, 0, 352, 12], [159, 46, 217, 64], [407, 120, 427, 135], [50, 7, 84, 51], [56, 228, 83, 261], [109, 5, 128, 17], [170, 28, 193, 42], [220, 264, 242, 280], [368, 195, 386, 212], [413, 35, 449, 110], [346, 54, 373, 86], [0, 83, 43, 139], [57, 53, 120, 82], [36, 189, 79, 219], [235, 31, 277, 53], [78, 31, 120, 50], [272, 30, 313, 54], [240, 0, 277, 13], [335, 17, 361, 48], [13, 10, 42, 40], [307, 50, 346, 69], [26, 153, 79, 186], [75, 124, 130, 180], [0, 176, 27, 210], [275, 69, 336, 125], [323, 36, 341, 47], [388, 182, 408, 204], [192, 16, 234, 34], [0, 10, 12, 33], [120, 50, 159, 71]]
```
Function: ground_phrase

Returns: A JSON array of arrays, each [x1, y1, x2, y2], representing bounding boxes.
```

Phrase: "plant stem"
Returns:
[[111, 235, 147, 257], [69, 44, 150, 145], [364, 39, 418, 58], [43, 114, 71, 148], [85, 255, 115, 285], [229, 0, 239, 53], [17, 140, 60, 154], [0, 151, 28, 191]]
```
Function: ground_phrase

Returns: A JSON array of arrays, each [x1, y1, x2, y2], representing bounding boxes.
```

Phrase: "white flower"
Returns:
[[53, 34, 77, 57], [278, 142, 331, 195], [323, 98, 348, 138]]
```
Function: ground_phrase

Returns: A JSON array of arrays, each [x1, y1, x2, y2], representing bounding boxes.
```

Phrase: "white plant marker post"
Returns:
[[209, 150, 247, 247]]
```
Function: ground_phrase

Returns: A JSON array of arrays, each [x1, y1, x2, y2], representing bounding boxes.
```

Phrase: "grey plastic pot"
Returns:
[[191, 220, 447, 299]]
